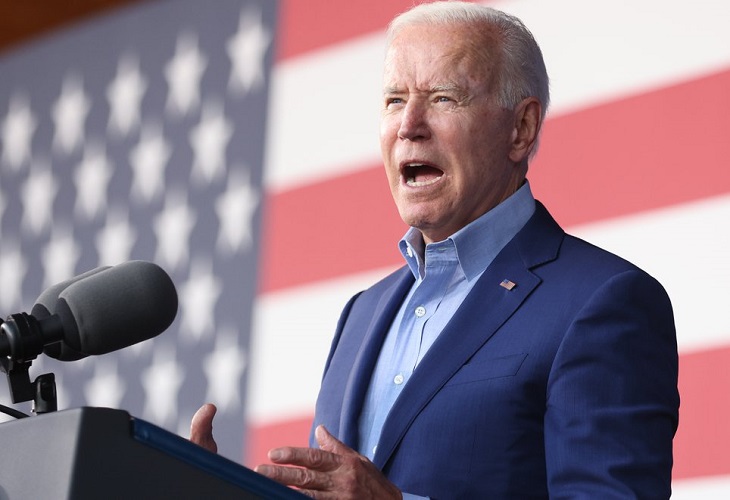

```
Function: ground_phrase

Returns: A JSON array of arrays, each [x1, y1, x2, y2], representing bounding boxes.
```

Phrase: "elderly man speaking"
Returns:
[[192, 2, 679, 498]]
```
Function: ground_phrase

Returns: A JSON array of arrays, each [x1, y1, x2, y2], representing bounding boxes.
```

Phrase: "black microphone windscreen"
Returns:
[[55, 261, 178, 356], [31, 266, 111, 319], [33, 266, 111, 361]]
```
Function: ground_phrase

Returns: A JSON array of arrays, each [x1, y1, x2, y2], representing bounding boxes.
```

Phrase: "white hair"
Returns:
[[387, 1, 550, 114]]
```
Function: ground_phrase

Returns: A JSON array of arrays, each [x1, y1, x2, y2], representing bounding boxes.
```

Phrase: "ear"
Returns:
[[508, 97, 542, 163]]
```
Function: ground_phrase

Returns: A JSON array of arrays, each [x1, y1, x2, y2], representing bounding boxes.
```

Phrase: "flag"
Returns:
[[0, 0, 278, 462], [245, 0, 730, 498], [2, 0, 730, 496]]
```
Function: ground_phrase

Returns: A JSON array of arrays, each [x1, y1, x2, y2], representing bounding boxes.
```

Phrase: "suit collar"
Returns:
[[399, 182, 537, 281], [370, 201, 565, 468]]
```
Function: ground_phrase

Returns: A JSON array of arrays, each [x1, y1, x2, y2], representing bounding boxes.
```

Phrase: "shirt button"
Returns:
[[372, 445, 377, 455], [406, 247, 414, 258], [415, 306, 426, 317], [394, 373, 404, 385]]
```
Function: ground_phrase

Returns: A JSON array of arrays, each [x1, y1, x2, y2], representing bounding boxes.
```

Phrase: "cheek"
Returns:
[[383, 163, 399, 187], [380, 119, 400, 178], [380, 117, 398, 149]]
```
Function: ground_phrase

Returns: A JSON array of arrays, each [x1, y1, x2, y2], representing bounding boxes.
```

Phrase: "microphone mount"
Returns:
[[0, 314, 59, 416], [0, 260, 178, 419]]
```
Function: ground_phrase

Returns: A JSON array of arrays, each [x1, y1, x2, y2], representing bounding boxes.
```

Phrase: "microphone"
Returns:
[[32, 265, 111, 319], [55, 260, 178, 357], [0, 261, 178, 362], [32, 266, 111, 361]]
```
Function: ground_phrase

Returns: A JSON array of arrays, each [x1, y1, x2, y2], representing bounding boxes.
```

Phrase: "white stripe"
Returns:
[[671, 475, 730, 499], [264, 32, 385, 192], [264, 0, 730, 192], [247, 266, 399, 423], [248, 197, 730, 421], [503, 0, 730, 115], [571, 194, 730, 354]]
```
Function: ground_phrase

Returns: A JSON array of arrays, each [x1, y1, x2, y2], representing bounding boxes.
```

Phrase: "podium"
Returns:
[[0, 407, 306, 499]]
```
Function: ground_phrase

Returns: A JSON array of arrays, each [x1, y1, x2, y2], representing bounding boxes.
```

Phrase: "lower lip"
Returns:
[[405, 175, 443, 187]]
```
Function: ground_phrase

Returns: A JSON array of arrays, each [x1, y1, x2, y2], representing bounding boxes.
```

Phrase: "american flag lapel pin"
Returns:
[[500, 279, 516, 291]]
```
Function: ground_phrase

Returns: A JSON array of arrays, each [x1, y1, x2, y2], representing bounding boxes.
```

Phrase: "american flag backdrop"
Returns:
[[1, 0, 729, 497], [0, 0, 277, 462]]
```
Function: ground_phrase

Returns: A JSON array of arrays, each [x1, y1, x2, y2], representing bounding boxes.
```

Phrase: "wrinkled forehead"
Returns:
[[383, 22, 501, 91]]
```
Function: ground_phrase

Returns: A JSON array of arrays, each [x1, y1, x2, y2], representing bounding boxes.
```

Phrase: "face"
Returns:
[[380, 23, 528, 244]]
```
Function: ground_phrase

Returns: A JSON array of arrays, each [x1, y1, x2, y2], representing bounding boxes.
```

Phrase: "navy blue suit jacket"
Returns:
[[311, 202, 679, 499]]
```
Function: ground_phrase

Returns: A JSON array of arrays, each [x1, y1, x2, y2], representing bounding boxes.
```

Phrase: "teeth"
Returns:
[[403, 163, 443, 187], [406, 176, 441, 187]]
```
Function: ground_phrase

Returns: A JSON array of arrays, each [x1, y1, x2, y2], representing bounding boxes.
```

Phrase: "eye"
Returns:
[[435, 96, 452, 103], [385, 97, 404, 109]]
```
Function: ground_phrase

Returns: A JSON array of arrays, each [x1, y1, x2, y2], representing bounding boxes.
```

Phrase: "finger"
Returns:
[[314, 425, 360, 458], [255, 463, 333, 491], [266, 445, 343, 472], [190, 403, 218, 453]]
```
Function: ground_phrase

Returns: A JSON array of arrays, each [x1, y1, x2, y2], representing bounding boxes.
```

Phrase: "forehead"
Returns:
[[383, 23, 498, 90]]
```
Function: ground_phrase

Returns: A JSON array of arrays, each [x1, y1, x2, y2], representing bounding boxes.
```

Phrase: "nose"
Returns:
[[397, 100, 430, 141]]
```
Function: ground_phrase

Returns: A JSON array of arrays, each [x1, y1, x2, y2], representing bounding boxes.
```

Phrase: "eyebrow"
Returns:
[[431, 83, 460, 93], [383, 83, 464, 94]]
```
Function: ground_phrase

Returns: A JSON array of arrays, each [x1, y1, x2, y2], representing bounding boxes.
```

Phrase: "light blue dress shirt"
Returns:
[[357, 182, 536, 497]]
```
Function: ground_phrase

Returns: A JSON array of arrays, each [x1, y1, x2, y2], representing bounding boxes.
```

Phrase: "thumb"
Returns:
[[190, 403, 218, 453], [315, 425, 357, 457]]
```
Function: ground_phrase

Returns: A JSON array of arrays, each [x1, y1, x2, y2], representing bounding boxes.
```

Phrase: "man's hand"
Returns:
[[190, 403, 218, 453], [254, 425, 402, 500]]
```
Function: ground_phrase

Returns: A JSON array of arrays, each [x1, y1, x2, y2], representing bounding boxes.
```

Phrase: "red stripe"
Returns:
[[245, 347, 730, 479], [673, 345, 730, 480], [277, 0, 478, 60], [245, 415, 313, 467], [276, 0, 415, 60], [260, 165, 407, 292], [530, 67, 730, 229], [259, 68, 730, 293]]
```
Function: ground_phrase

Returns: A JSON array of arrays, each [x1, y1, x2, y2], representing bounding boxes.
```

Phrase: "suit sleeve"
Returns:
[[544, 269, 679, 499]]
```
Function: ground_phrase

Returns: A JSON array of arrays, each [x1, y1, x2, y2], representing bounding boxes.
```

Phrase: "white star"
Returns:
[[0, 244, 27, 312], [202, 325, 247, 412], [107, 53, 147, 137], [52, 73, 91, 155], [165, 31, 207, 117], [189, 99, 233, 185], [216, 166, 260, 255], [226, 6, 272, 97], [75, 142, 114, 220], [96, 206, 137, 266], [84, 357, 127, 408], [141, 342, 184, 426], [41, 224, 82, 289], [21, 158, 58, 236], [178, 258, 222, 343], [154, 190, 197, 270], [1, 92, 37, 171], [120, 340, 146, 359], [129, 122, 171, 204]]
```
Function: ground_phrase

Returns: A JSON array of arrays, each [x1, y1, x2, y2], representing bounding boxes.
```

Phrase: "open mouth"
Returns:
[[403, 163, 444, 187]]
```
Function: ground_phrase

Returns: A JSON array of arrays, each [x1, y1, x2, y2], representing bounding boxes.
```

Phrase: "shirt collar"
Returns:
[[399, 181, 536, 281]]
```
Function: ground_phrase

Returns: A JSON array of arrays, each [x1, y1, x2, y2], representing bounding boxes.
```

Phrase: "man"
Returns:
[[191, 2, 679, 498]]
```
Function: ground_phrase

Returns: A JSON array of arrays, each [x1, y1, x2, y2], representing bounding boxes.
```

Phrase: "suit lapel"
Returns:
[[338, 267, 414, 447], [372, 202, 564, 468]]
